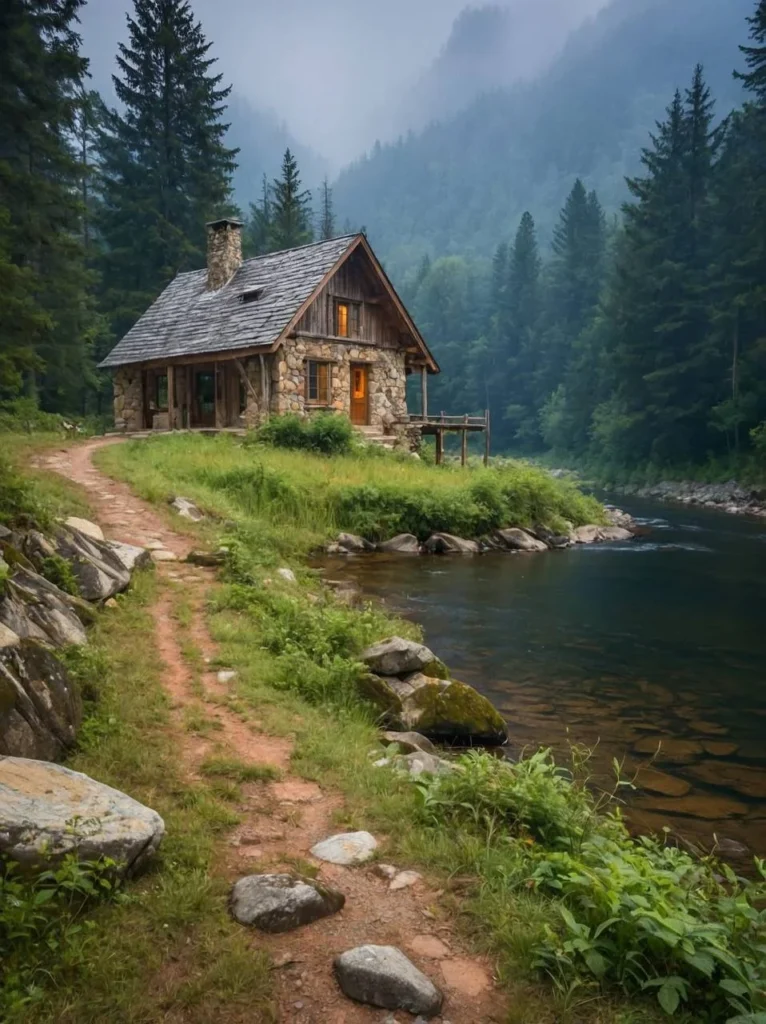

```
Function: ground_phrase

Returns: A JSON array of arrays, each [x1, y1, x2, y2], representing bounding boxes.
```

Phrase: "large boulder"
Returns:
[[44, 526, 132, 601], [361, 637, 447, 679], [363, 672, 507, 747], [230, 873, 344, 933], [381, 730, 437, 755], [0, 566, 94, 648], [492, 528, 548, 552], [107, 540, 152, 573], [599, 526, 634, 542], [334, 945, 443, 1016], [573, 525, 634, 544], [0, 757, 165, 876], [377, 534, 421, 555], [310, 831, 378, 866], [422, 533, 481, 555], [64, 517, 104, 542], [532, 525, 571, 549], [335, 533, 375, 554], [0, 634, 82, 760]]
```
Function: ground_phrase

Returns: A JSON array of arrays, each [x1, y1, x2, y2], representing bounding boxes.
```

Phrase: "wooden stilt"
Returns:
[[484, 408, 491, 466], [461, 415, 468, 466], [167, 365, 175, 430], [421, 365, 428, 419], [435, 429, 443, 466], [259, 353, 269, 421]]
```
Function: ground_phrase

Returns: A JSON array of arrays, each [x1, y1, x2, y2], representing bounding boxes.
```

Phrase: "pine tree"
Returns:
[[318, 177, 336, 240], [0, 0, 95, 411], [269, 149, 313, 251], [505, 212, 542, 447], [736, 0, 766, 99], [245, 174, 273, 256], [97, 0, 237, 339]]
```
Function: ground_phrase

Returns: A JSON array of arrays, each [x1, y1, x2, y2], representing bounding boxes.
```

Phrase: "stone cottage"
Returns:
[[99, 222, 439, 437]]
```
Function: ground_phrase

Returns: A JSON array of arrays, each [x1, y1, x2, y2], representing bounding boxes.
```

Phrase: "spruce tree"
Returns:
[[245, 174, 273, 256], [505, 212, 542, 447], [0, 0, 96, 411], [269, 149, 313, 250], [736, 0, 766, 99], [98, 0, 237, 339], [318, 177, 336, 240]]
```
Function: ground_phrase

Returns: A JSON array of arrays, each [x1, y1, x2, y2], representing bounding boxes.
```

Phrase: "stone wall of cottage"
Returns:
[[272, 340, 408, 431], [240, 356, 271, 428], [113, 367, 143, 432]]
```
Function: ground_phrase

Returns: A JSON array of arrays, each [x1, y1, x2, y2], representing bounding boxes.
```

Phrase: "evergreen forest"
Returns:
[[1, 0, 766, 479]]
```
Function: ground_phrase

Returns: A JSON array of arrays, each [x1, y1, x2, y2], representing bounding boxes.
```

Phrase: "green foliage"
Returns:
[[417, 750, 766, 1020], [251, 413, 355, 456], [267, 148, 313, 251], [39, 554, 78, 596], [0, 854, 123, 1016], [199, 756, 279, 783]]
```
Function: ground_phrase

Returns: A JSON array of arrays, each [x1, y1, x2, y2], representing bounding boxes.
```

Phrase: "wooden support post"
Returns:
[[461, 415, 468, 466], [214, 362, 221, 429], [484, 409, 491, 467], [420, 365, 428, 420], [259, 354, 269, 421], [435, 429, 443, 466], [167, 365, 175, 430]]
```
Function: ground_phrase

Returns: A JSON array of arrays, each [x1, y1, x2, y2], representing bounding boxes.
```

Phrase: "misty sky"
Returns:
[[80, 0, 606, 165]]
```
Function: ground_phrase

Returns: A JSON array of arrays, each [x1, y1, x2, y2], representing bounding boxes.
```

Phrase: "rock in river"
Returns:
[[0, 757, 165, 875], [687, 761, 766, 800], [422, 533, 481, 555], [377, 534, 421, 555], [230, 873, 344, 933], [381, 730, 437, 755], [492, 528, 548, 552], [632, 736, 704, 763], [334, 944, 443, 1016]]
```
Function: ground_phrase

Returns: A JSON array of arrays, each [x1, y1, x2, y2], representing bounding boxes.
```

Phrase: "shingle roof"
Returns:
[[98, 234, 359, 369]]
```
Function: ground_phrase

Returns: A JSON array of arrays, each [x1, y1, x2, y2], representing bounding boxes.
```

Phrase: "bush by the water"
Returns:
[[250, 412, 355, 456], [418, 750, 766, 1021]]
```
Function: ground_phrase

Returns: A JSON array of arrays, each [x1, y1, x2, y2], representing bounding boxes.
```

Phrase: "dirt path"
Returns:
[[38, 439, 504, 1024]]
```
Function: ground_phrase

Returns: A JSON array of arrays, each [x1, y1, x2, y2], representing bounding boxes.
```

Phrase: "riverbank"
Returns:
[[3, 433, 766, 1022], [619, 479, 766, 519]]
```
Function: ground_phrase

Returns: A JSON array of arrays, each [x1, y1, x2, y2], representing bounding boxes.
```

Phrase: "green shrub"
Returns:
[[39, 554, 79, 595], [250, 412, 355, 455], [0, 454, 41, 527], [0, 855, 123, 1016], [417, 750, 766, 1020]]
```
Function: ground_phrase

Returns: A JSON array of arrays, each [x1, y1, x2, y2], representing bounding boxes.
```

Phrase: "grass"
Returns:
[[200, 754, 280, 783], [95, 431, 605, 550]]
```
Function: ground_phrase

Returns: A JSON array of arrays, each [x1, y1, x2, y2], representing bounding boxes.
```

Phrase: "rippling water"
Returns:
[[322, 499, 766, 859]]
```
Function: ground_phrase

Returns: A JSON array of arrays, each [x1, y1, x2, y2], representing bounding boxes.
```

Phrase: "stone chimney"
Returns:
[[206, 218, 243, 290]]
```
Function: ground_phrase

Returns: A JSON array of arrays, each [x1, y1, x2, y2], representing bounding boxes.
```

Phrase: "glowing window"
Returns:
[[335, 300, 360, 339]]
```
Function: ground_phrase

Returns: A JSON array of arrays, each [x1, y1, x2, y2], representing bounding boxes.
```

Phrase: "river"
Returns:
[[325, 499, 766, 858]]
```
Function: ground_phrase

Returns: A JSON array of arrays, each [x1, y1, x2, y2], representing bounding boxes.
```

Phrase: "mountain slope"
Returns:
[[334, 0, 750, 276]]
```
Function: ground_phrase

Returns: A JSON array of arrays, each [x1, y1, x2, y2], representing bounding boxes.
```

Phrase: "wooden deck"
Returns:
[[407, 411, 491, 466]]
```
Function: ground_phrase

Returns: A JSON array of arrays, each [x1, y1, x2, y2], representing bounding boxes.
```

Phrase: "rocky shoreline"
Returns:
[[619, 479, 766, 519]]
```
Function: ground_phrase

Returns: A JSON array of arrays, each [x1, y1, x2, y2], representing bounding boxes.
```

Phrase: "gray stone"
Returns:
[[0, 567, 94, 648], [0, 639, 82, 761], [391, 752, 454, 778], [217, 670, 237, 684], [0, 624, 20, 650], [107, 540, 152, 573], [377, 534, 421, 555], [334, 945, 443, 1016], [532, 525, 571, 549], [492, 528, 547, 552], [0, 757, 164, 875], [422, 533, 480, 555], [169, 496, 204, 522], [64, 517, 104, 541], [310, 831, 378, 865], [389, 870, 421, 891], [361, 637, 439, 677], [336, 533, 375, 553], [34, 526, 132, 601], [277, 567, 297, 584], [230, 873, 345, 933], [572, 525, 603, 544], [598, 526, 634, 542], [381, 731, 437, 756], [151, 550, 178, 563]]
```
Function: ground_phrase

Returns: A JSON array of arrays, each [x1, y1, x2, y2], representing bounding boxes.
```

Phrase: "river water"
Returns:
[[325, 499, 766, 858]]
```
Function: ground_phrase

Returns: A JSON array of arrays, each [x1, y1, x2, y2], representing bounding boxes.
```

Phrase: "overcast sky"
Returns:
[[79, 0, 607, 165]]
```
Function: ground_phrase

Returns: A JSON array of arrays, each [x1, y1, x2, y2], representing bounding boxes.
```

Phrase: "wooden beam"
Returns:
[[259, 354, 269, 421], [421, 365, 428, 420], [167, 365, 176, 430], [461, 415, 468, 466], [484, 409, 491, 467], [234, 357, 259, 403], [214, 362, 221, 428], [435, 429, 443, 466]]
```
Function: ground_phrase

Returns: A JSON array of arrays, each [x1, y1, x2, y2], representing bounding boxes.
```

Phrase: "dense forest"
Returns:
[[1, 0, 765, 477]]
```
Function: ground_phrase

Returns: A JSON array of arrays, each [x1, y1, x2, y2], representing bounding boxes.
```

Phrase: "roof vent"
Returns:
[[241, 287, 264, 304]]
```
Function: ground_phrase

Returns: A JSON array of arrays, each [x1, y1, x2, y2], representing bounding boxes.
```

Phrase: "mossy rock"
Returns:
[[422, 658, 449, 680], [402, 680, 507, 747], [356, 672, 404, 724], [0, 541, 34, 573]]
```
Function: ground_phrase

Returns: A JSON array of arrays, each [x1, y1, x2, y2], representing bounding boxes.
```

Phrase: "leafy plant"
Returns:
[[39, 553, 79, 595], [249, 412, 355, 455]]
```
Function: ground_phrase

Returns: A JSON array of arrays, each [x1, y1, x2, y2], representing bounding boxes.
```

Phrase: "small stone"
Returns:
[[64, 517, 104, 541], [169, 496, 204, 522], [381, 731, 436, 756], [230, 873, 344, 933], [409, 935, 450, 959], [105, 598, 119, 609], [334, 945, 443, 1016], [293, 1001, 304, 1010], [277, 567, 297, 584], [390, 870, 421, 891], [151, 550, 178, 562], [373, 757, 391, 768], [145, 540, 165, 550], [217, 670, 237, 684], [702, 741, 739, 757], [635, 768, 691, 798], [310, 831, 378, 866], [374, 864, 398, 880]]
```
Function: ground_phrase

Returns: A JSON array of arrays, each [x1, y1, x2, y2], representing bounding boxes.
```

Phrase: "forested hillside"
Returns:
[[335, 0, 750, 276]]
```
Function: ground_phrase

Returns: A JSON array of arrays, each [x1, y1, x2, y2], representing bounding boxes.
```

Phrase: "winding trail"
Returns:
[[38, 438, 505, 1024]]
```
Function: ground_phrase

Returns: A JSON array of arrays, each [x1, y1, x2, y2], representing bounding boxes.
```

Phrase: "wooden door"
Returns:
[[192, 369, 216, 427], [350, 364, 369, 425]]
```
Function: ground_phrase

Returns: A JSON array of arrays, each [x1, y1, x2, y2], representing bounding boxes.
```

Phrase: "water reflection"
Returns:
[[321, 498, 766, 859]]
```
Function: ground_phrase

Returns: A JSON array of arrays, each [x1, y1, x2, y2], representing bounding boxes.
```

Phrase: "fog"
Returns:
[[80, 0, 608, 166]]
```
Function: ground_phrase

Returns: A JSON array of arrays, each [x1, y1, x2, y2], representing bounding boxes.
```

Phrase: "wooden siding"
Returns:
[[295, 247, 404, 350]]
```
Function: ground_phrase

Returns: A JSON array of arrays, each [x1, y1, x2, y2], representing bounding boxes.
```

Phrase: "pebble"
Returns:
[[310, 831, 378, 866], [373, 863, 398, 880], [390, 870, 421, 891], [217, 670, 237, 684], [151, 549, 178, 562]]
